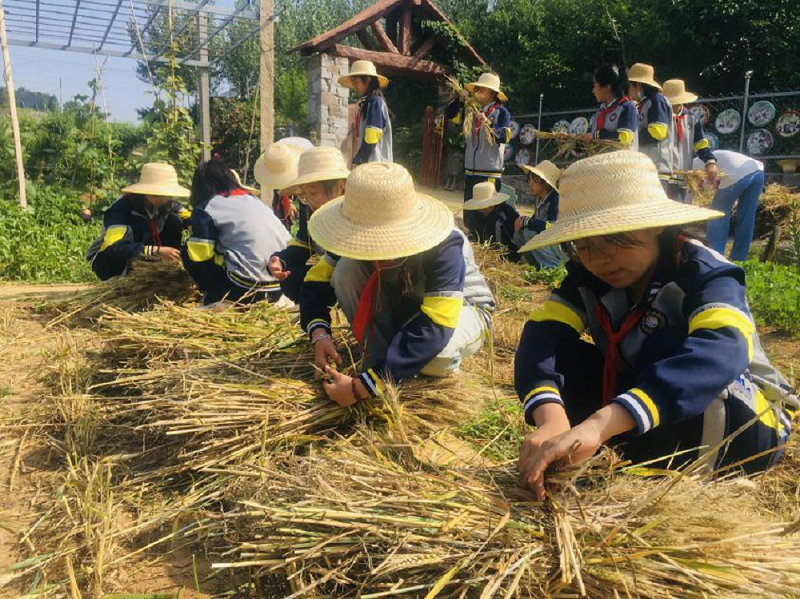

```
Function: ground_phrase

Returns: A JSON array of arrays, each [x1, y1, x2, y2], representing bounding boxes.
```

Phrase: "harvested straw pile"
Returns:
[[45, 258, 198, 325], [670, 169, 721, 206], [206, 434, 800, 598], [536, 131, 623, 161], [759, 183, 800, 230], [445, 76, 496, 146]]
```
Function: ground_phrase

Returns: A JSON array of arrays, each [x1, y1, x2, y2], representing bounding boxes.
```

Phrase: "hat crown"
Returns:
[[350, 60, 377, 76], [558, 151, 668, 219], [296, 146, 348, 180], [629, 63, 655, 80], [472, 181, 497, 202], [263, 143, 301, 174], [663, 79, 686, 96], [341, 162, 419, 226], [477, 72, 501, 89], [137, 163, 180, 186], [536, 160, 561, 185]]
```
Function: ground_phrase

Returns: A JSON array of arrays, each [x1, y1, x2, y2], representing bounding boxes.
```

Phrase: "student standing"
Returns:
[[86, 163, 191, 280], [515, 160, 564, 269], [514, 151, 796, 499], [583, 64, 638, 150], [445, 72, 512, 233], [339, 60, 393, 165], [299, 162, 495, 406]]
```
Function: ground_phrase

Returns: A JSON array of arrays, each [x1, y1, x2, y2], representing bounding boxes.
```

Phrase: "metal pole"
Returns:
[[260, 0, 275, 151], [197, 12, 211, 161], [534, 93, 544, 164], [739, 70, 752, 154], [0, 0, 26, 207]]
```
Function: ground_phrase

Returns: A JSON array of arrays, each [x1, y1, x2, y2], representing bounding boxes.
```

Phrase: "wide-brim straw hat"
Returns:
[[519, 160, 562, 191], [121, 163, 189, 198], [518, 151, 723, 253], [463, 181, 509, 210], [466, 72, 508, 102], [308, 162, 454, 261], [277, 136, 313, 151], [254, 142, 304, 192], [663, 79, 698, 106], [279, 146, 350, 196], [627, 63, 662, 91], [231, 169, 260, 196], [338, 60, 389, 89]]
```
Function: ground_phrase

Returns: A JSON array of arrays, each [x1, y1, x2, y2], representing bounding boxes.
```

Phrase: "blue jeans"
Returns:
[[706, 170, 764, 262]]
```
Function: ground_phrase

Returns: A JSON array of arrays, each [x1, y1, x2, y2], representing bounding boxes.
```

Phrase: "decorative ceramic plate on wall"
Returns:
[[747, 101, 776, 127], [504, 145, 515, 162], [509, 120, 521, 140], [705, 131, 719, 151], [569, 116, 590, 135], [688, 104, 710, 126], [775, 110, 800, 138], [552, 120, 571, 134], [519, 124, 537, 145], [746, 129, 773, 155], [715, 109, 741, 135], [515, 148, 532, 167]]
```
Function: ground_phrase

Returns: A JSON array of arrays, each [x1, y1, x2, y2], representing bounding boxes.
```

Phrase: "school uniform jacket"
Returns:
[[300, 229, 495, 397], [353, 95, 393, 165], [671, 107, 716, 172], [446, 98, 511, 177], [271, 205, 324, 301], [182, 191, 290, 294], [87, 194, 191, 280], [638, 93, 675, 173], [474, 202, 521, 262], [520, 190, 559, 234], [515, 239, 796, 448], [590, 98, 639, 150]]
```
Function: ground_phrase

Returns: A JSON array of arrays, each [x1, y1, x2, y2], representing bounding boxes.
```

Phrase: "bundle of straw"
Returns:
[[759, 183, 800, 229], [444, 76, 496, 146], [208, 436, 800, 598], [669, 169, 724, 206], [535, 131, 623, 162], [45, 259, 198, 326]]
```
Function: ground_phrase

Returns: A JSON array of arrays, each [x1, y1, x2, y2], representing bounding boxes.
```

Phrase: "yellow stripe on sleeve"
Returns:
[[528, 300, 586, 334], [421, 296, 463, 328], [618, 129, 634, 146], [693, 138, 710, 152], [304, 257, 335, 283], [648, 122, 669, 141], [186, 239, 216, 262], [688, 307, 754, 362], [629, 387, 660, 428], [288, 237, 311, 250], [99, 225, 128, 252], [451, 112, 463, 125], [364, 126, 383, 144]]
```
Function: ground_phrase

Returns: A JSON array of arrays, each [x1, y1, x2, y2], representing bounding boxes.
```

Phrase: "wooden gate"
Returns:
[[420, 106, 445, 187]]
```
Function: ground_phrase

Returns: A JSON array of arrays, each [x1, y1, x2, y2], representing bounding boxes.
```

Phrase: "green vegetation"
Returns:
[[524, 263, 568, 289], [741, 260, 800, 337], [455, 396, 524, 462]]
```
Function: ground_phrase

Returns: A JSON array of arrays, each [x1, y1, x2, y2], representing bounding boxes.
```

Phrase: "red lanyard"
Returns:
[[674, 110, 687, 143], [148, 217, 162, 248], [595, 302, 648, 404], [596, 97, 630, 130], [474, 102, 498, 138]]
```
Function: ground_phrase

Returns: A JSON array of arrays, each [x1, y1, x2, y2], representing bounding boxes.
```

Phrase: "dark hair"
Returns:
[[641, 83, 660, 98], [594, 64, 628, 99], [565, 227, 696, 263], [320, 178, 345, 196], [357, 76, 385, 117], [189, 159, 242, 206]]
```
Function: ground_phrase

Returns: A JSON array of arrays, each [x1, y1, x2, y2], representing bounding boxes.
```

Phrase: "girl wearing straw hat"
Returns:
[[87, 162, 192, 280], [582, 64, 638, 150], [182, 160, 291, 306], [299, 162, 495, 406], [514, 160, 564, 269], [445, 72, 512, 234], [514, 151, 797, 500], [627, 63, 677, 194], [267, 146, 351, 302], [254, 137, 313, 230], [462, 181, 522, 262], [663, 79, 718, 203], [339, 60, 393, 165]]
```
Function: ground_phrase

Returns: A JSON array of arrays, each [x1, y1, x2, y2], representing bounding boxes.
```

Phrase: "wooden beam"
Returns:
[[292, 0, 403, 53], [385, 12, 398, 46], [370, 21, 398, 54], [418, 0, 486, 66], [411, 35, 438, 60], [355, 29, 377, 51], [330, 44, 450, 79], [399, 7, 412, 55]]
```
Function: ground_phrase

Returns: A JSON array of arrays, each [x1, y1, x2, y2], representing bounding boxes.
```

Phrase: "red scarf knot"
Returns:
[[595, 302, 648, 405], [596, 97, 630, 131]]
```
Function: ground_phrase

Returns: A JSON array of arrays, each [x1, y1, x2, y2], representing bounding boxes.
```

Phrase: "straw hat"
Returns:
[[463, 181, 509, 210], [663, 79, 698, 106], [231, 169, 260, 196], [277, 136, 313, 151], [465, 72, 508, 103], [339, 60, 389, 89], [518, 151, 723, 252], [519, 160, 562, 191], [308, 162, 454, 261], [121, 163, 189, 198], [627, 63, 662, 91], [279, 146, 350, 196], [254, 143, 304, 191]]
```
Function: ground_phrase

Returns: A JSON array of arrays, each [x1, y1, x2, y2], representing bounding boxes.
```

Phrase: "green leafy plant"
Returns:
[[523, 263, 567, 289], [740, 260, 800, 337]]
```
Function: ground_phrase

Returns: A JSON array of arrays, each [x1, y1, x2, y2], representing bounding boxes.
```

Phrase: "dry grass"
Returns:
[[760, 183, 800, 229], [445, 76, 497, 146], [535, 131, 623, 161]]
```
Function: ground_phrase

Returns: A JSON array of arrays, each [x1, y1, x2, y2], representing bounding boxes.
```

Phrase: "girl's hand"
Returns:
[[287, 203, 299, 220], [459, 88, 470, 100], [705, 163, 719, 185], [156, 247, 181, 264], [517, 420, 571, 484], [321, 365, 369, 407], [268, 256, 290, 281], [312, 333, 342, 375], [579, 133, 593, 143], [514, 216, 525, 232]]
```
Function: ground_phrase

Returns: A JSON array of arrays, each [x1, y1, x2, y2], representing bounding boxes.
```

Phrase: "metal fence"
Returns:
[[505, 84, 800, 172]]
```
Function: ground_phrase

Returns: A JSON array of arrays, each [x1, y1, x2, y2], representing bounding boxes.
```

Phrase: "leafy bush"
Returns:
[[0, 187, 100, 283], [523, 263, 567, 289], [741, 260, 800, 337]]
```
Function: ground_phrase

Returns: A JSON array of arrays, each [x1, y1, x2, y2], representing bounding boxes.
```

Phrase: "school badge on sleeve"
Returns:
[[640, 308, 667, 334]]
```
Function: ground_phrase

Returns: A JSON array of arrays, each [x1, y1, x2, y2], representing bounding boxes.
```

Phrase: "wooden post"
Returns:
[[0, 0, 26, 207], [197, 11, 211, 162], [260, 0, 275, 151]]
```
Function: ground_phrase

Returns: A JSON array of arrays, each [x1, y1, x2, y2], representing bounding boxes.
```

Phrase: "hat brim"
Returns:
[[308, 193, 455, 260], [519, 164, 559, 192], [463, 192, 509, 211], [120, 183, 190, 198], [339, 73, 390, 89], [628, 75, 663, 91], [666, 92, 699, 105], [518, 201, 724, 253], [465, 82, 508, 103], [255, 161, 299, 192], [279, 167, 351, 197]]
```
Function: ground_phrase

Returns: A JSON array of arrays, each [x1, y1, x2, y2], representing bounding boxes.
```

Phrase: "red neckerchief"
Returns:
[[674, 109, 687, 143], [352, 261, 394, 351], [596, 96, 630, 130], [220, 188, 250, 197], [596, 235, 688, 404], [148, 217, 162, 248], [474, 102, 499, 138]]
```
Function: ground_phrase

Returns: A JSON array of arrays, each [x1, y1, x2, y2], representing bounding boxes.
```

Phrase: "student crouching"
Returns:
[[254, 137, 312, 230], [514, 160, 563, 269], [462, 181, 521, 262], [87, 162, 191, 280], [182, 160, 290, 306], [514, 151, 797, 500], [299, 162, 495, 406]]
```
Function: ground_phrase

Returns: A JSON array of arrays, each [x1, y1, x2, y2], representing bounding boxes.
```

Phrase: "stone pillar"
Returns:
[[307, 53, 351, 155]]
